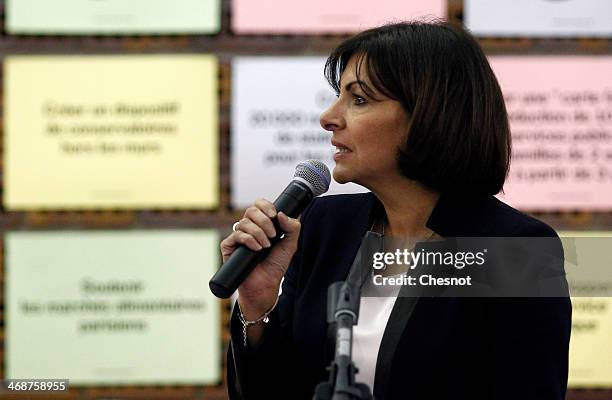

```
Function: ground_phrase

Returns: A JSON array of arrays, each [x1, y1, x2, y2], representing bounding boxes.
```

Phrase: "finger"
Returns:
[[254, 198, 277, 218], [277, 212, 301, 239], [233, 231, 263, 251], [237, 218, 272, 248], [220, 234, 237, 250], [244, 206, 276, 238], [220, 234, 240, 262]]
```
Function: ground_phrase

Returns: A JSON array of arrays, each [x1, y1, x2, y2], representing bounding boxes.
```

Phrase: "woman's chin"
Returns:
[[332, 168, 353, 185]]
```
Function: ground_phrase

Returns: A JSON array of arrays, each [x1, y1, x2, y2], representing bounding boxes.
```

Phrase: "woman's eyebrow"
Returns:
[[343, 79, 384, 101], [344, 80, 375, 94]]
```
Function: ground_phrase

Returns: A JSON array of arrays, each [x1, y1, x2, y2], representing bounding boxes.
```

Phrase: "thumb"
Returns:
[[277, 212, 301, 239]]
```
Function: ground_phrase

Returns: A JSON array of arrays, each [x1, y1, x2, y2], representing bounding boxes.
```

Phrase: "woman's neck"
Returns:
[[370, 178, 440, 239]]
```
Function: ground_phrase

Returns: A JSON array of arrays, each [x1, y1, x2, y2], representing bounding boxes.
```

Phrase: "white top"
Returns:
[[352, 272, 404, 393]]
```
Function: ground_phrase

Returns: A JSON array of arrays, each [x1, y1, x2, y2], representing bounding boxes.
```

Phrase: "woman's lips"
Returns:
[[333, 146, 352, 160]]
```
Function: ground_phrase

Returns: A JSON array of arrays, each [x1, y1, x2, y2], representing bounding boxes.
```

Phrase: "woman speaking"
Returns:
[[221, 21, 571, 400]]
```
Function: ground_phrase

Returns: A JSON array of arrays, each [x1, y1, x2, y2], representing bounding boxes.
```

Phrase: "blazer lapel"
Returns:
[[372, 192, 471, 399]]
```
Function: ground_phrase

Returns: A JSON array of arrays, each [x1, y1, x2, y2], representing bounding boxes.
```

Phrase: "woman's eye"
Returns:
[[353, 95, 366, 105]]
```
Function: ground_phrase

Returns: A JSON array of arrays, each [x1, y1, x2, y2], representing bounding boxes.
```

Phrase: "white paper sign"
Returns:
[[465, 0, 612, 37], [6, 0, 220, 34], [5, 230, 221, 385], [231, 57, 368, 209]]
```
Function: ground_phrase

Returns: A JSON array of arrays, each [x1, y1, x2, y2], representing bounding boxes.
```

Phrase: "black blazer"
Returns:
[[227, 192, 571, 400]]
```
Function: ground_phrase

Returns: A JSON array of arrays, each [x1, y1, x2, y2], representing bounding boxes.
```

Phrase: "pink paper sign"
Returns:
[[490, 56, 612, 211], [232, 0, 446, 34]]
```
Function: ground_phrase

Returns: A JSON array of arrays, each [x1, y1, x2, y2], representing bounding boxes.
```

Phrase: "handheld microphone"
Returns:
[[209, 160, 331, 299]]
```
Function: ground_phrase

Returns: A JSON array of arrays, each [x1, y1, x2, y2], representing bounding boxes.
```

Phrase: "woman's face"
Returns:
[[320, 56, 410, 188]]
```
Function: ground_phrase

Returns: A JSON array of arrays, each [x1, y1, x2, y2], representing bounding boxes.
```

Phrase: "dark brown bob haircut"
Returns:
[[324, 21, 511, 196]]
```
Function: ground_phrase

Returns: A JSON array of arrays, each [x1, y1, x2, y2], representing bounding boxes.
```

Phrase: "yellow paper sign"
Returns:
[[561, 231, 612, 387], [4, 55, 218, 210]]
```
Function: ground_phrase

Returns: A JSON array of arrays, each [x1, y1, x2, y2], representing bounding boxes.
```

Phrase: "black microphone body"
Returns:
[[209, 180, 314, 299]]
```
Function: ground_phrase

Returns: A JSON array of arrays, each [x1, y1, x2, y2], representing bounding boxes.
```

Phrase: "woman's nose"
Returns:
[[320, 101, 344, 132]]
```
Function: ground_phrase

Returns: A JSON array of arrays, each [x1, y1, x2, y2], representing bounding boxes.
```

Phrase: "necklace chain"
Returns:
[[380, 217, 435, 242]]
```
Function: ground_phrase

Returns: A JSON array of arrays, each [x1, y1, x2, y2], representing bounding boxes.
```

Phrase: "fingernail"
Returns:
[[267, 209, 276, 218], [264, 239, 271, 248], [255, 244, 263, 250]]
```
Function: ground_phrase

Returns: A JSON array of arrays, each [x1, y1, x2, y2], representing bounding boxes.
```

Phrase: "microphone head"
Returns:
[[294, 160, 331, 197]]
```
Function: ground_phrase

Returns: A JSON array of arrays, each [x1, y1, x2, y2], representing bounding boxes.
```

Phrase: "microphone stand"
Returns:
[[313, 282, 373, 400]]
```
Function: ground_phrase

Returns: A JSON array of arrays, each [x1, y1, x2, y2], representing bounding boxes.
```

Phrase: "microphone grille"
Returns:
[[294, 160, 331, 197]]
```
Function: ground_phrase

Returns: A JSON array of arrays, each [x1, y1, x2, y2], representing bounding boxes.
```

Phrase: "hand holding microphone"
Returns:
[[210, 160, 331, 308], [219, 200, 300, 320]]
